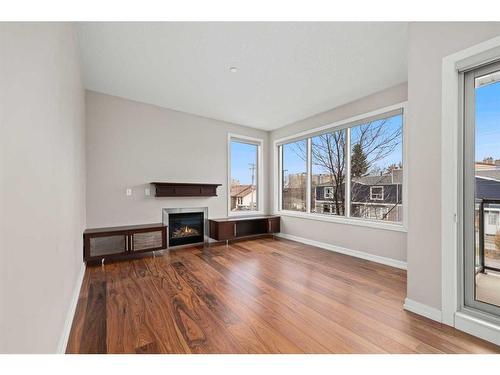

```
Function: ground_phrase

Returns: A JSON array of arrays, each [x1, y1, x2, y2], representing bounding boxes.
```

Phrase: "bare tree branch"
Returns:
[[284, 117, 402, 218]]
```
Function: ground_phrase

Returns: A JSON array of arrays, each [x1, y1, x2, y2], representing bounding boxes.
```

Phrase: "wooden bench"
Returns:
[[208, 215, 280, 243]]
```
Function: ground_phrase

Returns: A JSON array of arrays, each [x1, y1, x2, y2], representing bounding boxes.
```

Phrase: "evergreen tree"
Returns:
[[351, 143, 368, 178]]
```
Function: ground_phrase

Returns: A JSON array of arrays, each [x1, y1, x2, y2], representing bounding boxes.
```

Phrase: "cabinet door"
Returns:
[[88, 234, 127, 257], [218, 222, 236, 240], [131, 230, 165, 251], [268, 218, 280, 233]]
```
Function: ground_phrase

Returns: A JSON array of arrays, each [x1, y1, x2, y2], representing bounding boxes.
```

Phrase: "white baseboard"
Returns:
[[403, 298, 443, 323], [455, 311, 500, 346], [275, 232, 407, 270], [57, 262, 86, 354]]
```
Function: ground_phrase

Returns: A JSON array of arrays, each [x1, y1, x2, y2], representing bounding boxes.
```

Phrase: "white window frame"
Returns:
[[273, 102, 408, 233], [227, 133, 264, 217], [324, 186, 334, 199], [370, 186, 384, 201]]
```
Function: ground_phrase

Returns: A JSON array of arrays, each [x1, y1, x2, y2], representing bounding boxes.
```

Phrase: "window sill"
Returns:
[[275, 210, 408, 233]]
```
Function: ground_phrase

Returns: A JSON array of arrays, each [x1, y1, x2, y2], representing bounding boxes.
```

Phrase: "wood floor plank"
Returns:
[[144, 256, 245, 353], [204, 247, 393, 353], [182, 252, 326, 353], [65, 265, 93, 354], [67, 237, 500, 354], [78, 267, 107, 354]]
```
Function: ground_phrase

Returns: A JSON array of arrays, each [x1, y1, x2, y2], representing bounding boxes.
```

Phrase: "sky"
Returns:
[[231, 141, 258, 185], [283, 114, 403, 176], [475, 81, 500, 161]]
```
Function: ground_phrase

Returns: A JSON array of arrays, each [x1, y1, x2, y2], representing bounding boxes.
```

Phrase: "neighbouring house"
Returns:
[[476, 168, 500, 236], [230, 184, 257, 211], [314, 169, 403, 221]]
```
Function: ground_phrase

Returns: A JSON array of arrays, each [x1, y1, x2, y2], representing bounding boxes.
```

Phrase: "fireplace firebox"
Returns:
[[163, 207, 208, 248]]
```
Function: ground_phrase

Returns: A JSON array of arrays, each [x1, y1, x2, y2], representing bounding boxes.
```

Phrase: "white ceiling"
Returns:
[[76, 22, 408, 131]]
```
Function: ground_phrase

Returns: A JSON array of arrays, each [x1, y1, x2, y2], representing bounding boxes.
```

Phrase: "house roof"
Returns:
[[316, 169, 403, 187], [476, 169, 500, 181], [476, 176, 500, 200], [231, 185, 254, 198]]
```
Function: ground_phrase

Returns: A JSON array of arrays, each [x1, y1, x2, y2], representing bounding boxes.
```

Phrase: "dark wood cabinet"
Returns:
[[210, 221, 236, 241], [209, 216, 280, 241], [84, 223, 167, 262], [267, 217, 281, 234]]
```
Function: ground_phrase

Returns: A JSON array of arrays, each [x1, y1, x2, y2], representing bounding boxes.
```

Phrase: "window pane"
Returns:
[[282, 140, 307, 211], [230, 140, 258, 212], [311, 130, 346, 216], [350, 114, 403, 222], [474, 73, 500, 309]]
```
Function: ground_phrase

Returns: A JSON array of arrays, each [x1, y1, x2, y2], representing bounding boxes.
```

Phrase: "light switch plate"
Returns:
[[126, 188, 132, 196], [145, 187, 151, 196]]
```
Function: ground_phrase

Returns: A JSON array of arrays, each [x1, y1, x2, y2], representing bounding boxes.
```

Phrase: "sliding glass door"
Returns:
[[464, 60, 500, 317]]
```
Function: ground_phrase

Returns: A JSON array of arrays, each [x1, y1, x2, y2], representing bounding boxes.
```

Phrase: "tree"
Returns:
[[291, 117, 402, 218], [351, 143, 368, 178], [293, 131, 346, 215]]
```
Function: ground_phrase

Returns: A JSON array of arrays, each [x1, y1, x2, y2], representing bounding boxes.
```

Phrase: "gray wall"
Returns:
[[269, 83, 408, 262], [85, 91, 269, 227], [0, 23, 86, 353], [406, 22, 500, 310]]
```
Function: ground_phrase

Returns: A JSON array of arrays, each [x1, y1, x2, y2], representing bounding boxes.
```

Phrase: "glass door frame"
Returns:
[[463, 60, 500, 317]]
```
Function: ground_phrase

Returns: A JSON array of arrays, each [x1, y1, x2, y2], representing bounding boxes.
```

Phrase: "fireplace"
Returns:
[[163, 207, 208, 248]]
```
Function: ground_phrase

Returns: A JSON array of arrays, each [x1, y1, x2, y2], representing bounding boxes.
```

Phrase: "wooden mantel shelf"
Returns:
[[151, 182, 222, 197]]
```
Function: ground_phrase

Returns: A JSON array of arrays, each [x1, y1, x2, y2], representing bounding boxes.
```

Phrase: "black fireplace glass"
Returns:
[[168, 212, 204, 247]]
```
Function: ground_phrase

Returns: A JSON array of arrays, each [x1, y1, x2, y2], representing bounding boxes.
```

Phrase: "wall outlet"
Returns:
[[145, 187, 151, 196], [126, 188, 132, 196]]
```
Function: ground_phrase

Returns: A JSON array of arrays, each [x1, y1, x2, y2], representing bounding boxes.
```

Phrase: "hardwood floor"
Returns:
[[66, 237, 500, 354]]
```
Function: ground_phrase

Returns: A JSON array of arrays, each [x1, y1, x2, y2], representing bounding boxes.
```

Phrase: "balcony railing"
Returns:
[[477, 198, 500, 273]]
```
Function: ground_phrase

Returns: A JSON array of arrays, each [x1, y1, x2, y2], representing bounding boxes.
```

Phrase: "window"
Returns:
[[276, 107, 404, 225], [229, 135, 262, 214], [370, 186, 384, 200], [324, 187, 334, 199], [281, 140, 307, 212], [311, 130, 346, 216], [350, 114, 403, 221], [488, 212, 498, 226]]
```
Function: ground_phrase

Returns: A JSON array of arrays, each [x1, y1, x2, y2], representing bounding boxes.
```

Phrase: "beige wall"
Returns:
[[406, 22, 500, 310], [85, 91, 269, 228], [269, 83, 408, 262], [0, 23, 86, 353]]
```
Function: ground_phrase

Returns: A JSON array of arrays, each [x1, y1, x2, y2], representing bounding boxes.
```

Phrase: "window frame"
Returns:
[[324, 187, 334, 199], [370, 186, 384, 201], [274, 102, 407, 232], [227, 133, 264, 217]]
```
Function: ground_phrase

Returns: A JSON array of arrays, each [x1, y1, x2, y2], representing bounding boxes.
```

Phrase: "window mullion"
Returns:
[[345, 128, 351, 218], [306, 138, 312, 213]]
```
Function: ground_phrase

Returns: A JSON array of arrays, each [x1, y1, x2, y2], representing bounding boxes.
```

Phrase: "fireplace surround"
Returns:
[[162, 207, 208, 248]]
